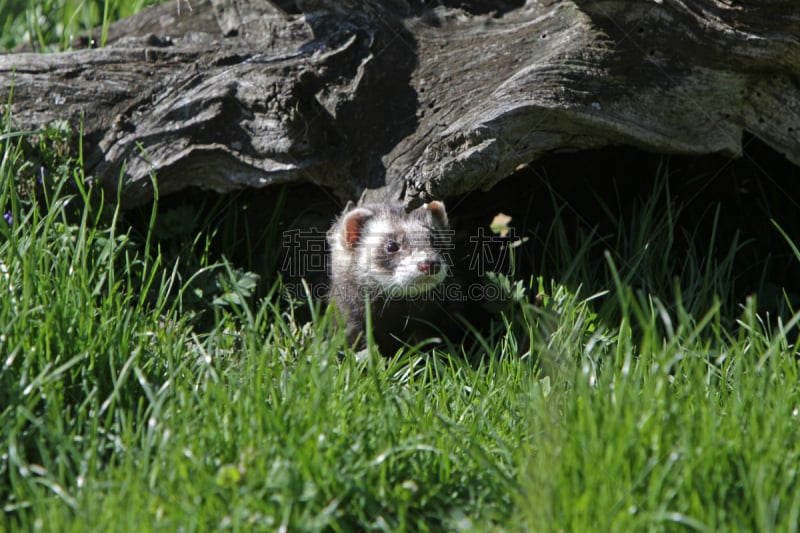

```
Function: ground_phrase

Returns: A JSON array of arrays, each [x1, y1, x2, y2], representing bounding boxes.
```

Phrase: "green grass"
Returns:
[[1, 0, 157, 51], [3, 120, 800, 532], [3, 4, 800, 531]]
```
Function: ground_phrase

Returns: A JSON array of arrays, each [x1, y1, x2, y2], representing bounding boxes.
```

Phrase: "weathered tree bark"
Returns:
[[1, 0, 798, 208]]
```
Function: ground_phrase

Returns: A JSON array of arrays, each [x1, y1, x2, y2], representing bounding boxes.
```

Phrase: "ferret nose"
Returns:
[[417, 260, 441, 275]]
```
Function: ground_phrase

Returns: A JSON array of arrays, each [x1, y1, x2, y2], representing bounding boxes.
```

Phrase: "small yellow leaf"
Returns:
[[490, 213, 512, 237]]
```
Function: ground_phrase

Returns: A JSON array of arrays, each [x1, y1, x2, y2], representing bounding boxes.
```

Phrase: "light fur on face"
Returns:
[[352, 217, 447, 296], [329, 201, 450, 299]]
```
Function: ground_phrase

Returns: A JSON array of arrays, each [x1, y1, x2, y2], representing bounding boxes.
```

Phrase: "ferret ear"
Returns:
[[423, 201, 448, 228], [341, 208, 374, 248]]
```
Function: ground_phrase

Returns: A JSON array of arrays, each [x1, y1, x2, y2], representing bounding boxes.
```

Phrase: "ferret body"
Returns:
[[327, 201, 457, 353]]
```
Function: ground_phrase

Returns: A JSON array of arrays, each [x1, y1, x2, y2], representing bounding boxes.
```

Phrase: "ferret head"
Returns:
[[329, 201, 451, 298]]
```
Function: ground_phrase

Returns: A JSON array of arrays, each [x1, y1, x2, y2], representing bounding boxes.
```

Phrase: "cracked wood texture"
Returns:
[[1, 0, 798, 208]]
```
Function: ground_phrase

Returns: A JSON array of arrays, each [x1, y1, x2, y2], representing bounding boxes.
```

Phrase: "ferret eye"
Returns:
[[385, 240, 400, 253]]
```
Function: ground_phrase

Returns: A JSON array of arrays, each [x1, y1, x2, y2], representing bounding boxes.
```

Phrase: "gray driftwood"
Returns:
[[1, 0, 798, 208]]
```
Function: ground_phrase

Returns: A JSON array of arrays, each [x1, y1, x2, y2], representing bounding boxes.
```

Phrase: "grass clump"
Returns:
[[0, 120, 530, 530], [520, 284, 800, 531], [1, 0, 156, 51], [3, 114, 800, 531]]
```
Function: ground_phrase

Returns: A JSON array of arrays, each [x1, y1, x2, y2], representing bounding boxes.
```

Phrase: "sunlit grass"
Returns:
[[1, 0, 159, 51], [2, 112, 799, 531]]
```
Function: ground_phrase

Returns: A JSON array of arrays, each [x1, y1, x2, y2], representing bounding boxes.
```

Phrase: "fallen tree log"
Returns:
[[1, 0, 798, 208]]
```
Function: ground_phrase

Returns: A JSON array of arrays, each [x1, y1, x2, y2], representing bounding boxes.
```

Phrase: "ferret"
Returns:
[[327, 200, 459, 353]]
